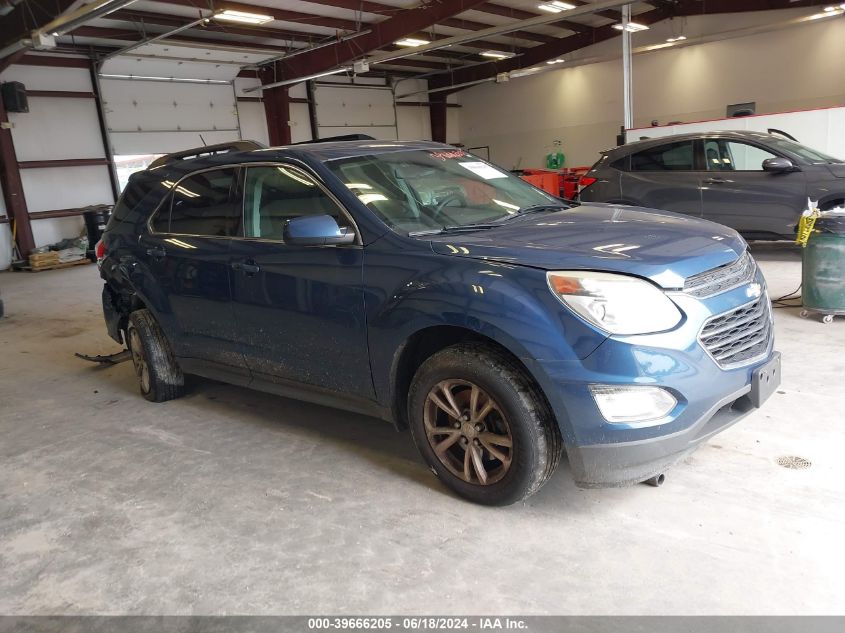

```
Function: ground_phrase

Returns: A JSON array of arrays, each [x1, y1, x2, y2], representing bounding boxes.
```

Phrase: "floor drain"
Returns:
[[776, 455, 811, 470]]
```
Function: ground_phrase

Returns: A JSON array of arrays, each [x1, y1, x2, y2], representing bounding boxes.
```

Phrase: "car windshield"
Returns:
[[766, 137, 843, 164], [325, 148, 565, 234]]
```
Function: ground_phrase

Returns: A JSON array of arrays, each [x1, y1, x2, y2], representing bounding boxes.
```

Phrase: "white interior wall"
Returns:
[[459, 13, 845, 169], [0, 58, 111, 264]]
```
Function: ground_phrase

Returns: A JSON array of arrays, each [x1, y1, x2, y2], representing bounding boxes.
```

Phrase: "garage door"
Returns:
[[97, 42, 269, 155], [313, 83, 398, 141]]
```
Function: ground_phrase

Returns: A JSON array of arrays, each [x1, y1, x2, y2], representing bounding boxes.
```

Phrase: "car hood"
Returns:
[[428, 203, 746, 289]]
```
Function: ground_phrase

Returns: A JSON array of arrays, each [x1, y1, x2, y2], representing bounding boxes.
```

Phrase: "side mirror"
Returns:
[[762, 157, 797, 173], [283, 214, 355, 246]]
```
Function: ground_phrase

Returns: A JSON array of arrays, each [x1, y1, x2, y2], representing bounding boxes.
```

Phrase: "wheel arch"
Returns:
[[388, 324, 558, 434], [819, 194, 845, 211]]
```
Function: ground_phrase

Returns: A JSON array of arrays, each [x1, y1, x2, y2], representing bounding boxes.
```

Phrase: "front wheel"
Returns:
[[408, 344, 562, 505]]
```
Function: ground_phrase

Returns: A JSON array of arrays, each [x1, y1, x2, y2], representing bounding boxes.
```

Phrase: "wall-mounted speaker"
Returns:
[[1, 82, 28, 113]]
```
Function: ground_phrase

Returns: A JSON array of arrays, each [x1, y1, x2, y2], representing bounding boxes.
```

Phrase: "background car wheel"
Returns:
[[408, 344, 562, 506], [127, 309, 184, 403]]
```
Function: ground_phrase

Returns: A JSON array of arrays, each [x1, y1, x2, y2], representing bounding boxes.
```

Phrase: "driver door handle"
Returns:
[[702, 177, 728, 185], [231, 260, 260, 275], [146, 245, 166, 259]]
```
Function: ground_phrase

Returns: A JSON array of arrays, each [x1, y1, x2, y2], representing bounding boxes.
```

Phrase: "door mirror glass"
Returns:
[[283, 214, 355, 246], [762, 157, 797, 173]]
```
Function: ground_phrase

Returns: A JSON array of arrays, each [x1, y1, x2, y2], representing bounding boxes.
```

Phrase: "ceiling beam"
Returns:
[[69, 24, 294, 55], [439, 17, 559, 43], [669, 0, 825, 13], [1, 0, 78, 48], [275, 0, 490, 79], [429, 5, 670, 93], [428, 0, 826, 94], [107, 9, 328, 45], [301, 0, 564, 42], [0, 0, 78, 66], [476, 2, 591, 33], [106, 7, 533, 56], [160, 0, 365, 32], [65, 25, 458, 73]]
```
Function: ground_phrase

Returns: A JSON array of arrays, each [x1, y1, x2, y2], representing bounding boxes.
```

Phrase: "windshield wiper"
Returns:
[[518, 203, 570, 214], [495, 204, 570, 223], [408, 223, 499, 237]]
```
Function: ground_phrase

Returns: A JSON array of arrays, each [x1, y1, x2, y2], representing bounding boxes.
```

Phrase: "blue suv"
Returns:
[[98, 139, 780, 505]]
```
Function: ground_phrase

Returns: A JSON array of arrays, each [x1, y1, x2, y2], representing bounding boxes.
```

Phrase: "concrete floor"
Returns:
[[0, 244, 843, 615]]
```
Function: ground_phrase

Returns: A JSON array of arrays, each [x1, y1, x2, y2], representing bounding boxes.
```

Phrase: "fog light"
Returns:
[[589, 385, 677, 424]]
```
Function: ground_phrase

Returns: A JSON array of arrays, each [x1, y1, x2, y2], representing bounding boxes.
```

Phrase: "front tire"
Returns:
[[408, 344, 562, 505], [127, 309, 184, 402]]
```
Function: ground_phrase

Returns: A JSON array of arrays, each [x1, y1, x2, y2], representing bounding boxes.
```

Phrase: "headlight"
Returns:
[[547, 271, 682, 335]]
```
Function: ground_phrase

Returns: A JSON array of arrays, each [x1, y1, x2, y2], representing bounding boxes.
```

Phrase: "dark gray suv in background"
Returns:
[[579, 131, 845, 240]]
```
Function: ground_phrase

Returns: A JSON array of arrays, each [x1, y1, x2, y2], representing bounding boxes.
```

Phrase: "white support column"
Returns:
[[622, 4, 633, 134]]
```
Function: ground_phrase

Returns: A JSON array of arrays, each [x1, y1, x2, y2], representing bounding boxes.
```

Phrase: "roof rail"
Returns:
[[148, 140, 266, 169], [292, 134, 376, 144]]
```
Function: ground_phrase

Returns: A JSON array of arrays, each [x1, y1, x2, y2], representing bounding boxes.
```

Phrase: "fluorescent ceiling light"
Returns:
[[395, 37, 429, 47], [215, 9, 274, 25], [666, 35, 687, 42], [510, 67, 542, 78], [546, 58, 565, 64], [538, 1, 576, 13], [481, 50, 515, 59], [613, 22, 650, 32]]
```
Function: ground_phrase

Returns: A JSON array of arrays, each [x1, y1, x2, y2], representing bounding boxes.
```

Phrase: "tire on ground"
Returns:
[[127, 309, 184, 403], [408, 343, 562, 506]]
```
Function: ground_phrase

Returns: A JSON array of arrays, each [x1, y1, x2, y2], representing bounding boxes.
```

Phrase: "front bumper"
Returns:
[[527, 275, 779, 487], [568, 353, 779, 487]]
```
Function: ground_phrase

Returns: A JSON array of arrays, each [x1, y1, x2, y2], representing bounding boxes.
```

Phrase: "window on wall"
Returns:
[[630, 141, 696, 171], [243, 165, 348, 241], [114, 154, 163, 192], [704, 140, 777, 171], [162, 168, 242, 236]]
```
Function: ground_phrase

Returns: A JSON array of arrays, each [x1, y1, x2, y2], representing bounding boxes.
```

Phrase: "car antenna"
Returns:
[[199, 134, 207, 146]]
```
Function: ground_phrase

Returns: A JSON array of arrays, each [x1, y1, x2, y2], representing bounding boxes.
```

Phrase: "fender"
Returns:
[[363, 244, 608, 409]]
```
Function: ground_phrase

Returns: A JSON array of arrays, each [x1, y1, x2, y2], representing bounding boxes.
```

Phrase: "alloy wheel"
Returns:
[[423, 379, 513, 485], [128, 327, 151, 393]]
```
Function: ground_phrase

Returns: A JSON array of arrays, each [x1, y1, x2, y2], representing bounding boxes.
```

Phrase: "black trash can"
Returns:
[[83, 206, 112, 261]]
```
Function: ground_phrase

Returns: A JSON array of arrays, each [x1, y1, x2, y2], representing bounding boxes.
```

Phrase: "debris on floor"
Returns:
[[75, 349, 132, 365]]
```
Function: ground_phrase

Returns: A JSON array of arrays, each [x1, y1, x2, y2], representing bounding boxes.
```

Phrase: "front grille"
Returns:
[[684, 252, 756, 298], [699, 295, 772, 368]]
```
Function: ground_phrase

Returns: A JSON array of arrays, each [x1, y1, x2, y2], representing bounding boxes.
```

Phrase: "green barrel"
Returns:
[[802, 217, 845, 314]]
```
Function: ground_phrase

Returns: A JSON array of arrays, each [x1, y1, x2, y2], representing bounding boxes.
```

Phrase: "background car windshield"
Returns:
[[326, 149, 561, 234], [767, 137, 842, 163]]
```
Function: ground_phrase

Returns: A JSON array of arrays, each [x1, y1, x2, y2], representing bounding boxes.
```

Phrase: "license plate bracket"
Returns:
[[751, 352, 781, 408]]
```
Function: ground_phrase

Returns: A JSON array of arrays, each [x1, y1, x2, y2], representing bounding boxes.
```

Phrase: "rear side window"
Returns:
[[157, 168, 242, 236], [631, 141, 695, 171], [107, 177, 161, 228]]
